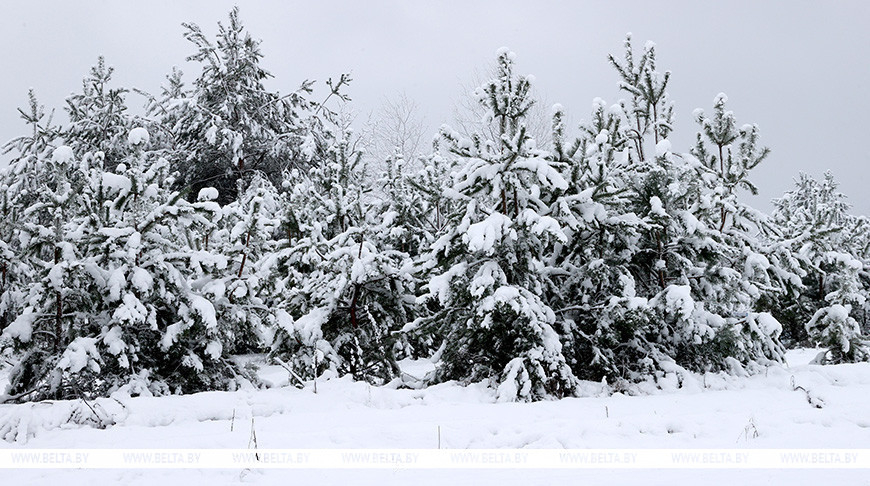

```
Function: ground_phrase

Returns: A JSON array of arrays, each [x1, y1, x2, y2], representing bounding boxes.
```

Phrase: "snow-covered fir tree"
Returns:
[[151, 7, 329, 205], [78, 129, 237, 394], [207, 173, 283, 354], [1, 144, 96, 400], [681, 93, 798, 366], [0, 92, 59, 337], [408, 49, 577, 401], [772, 172, 869, 362], [548, 96, 654, 381], [267, 126, 415, 384], [2, 12, 868, 406], [63, 57, 132, 171], [552, 38, 792, 384], [0, 123, 251, 400]]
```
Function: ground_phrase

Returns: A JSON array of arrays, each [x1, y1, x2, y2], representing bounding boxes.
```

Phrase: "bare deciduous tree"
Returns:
[[450, 65, 553, 151], [363, 92, 427, 171]]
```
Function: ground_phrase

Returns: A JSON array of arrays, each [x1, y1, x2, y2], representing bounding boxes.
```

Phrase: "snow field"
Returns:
[[1, 350, 869, 484]]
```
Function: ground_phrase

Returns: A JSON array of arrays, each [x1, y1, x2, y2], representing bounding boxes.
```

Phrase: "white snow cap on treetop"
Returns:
[[128, 127, 150, 146], [496, 46, 516, 61], [655, 139, 672, 157], [52, 145, 74, 163], [715, 93, 728, 105]]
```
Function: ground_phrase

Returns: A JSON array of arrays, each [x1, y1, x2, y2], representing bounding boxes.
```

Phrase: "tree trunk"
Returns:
[[718, 143, 727, 232], [237, 228, 252, 278], [635, 117, 645, 161], [55, 290, 63, 353], [656, 231, 666, 289], [350, 236, 365, 329]]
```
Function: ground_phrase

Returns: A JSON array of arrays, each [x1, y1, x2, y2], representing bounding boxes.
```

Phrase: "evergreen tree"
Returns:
[[549, 98, 653, 381], [553, 39, 791, 384], [1, 126, 246, 401], [153, 7, 332, 204], [4, 14, 869, 404], [268, 126, 414, 384], [0, 92, 59, 335], [63, 57, 132, 171], [1, 145, 98, 400], [607, 34, 674, 162], [209, 173, 283, 354], [80, 129, 237, 394], [772, 172, 870, 362], [408, 49, 577, 401]]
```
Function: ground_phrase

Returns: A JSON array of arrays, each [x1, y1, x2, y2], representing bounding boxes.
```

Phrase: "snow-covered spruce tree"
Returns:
[[851, 215, 870, 329], [374, 152, 425, 257], [771, 172, 853, 338], [374, 145, 460, 361], [407, 49, 577, 401], [772, 172, 870, 362], [805, 253, 869, 364], [373, 150, 442, 259], [1, 91, 61, 211], [267, 126, 415, 384], [0, 190, 19, 334], [363, 147, 463, 363], [686, 94, 799, 364], [1, 124, 250, 401], [81, 128, 243, 394], [63, 57, 132, 171], [639, 47, 792, 372], [0, 145, 101, 401], [0, 92, 59, 335], [208, 173, 283, 354], [607, 34, 674, 163], [547, 98, 655, 381], [412, 144, 458, 237], [558, 37, 726, 380], [692, 93, 772, 232], [153, 7, 331, 205], [550, 37, 789, 384]]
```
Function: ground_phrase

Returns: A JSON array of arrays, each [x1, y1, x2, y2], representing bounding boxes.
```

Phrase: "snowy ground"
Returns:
[[1, 349, 869, 485]]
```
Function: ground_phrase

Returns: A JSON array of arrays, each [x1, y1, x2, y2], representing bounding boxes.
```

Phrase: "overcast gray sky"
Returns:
[[2, 1, 869, 214]]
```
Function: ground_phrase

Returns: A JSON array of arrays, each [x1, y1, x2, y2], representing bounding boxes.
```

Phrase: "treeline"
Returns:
[[1, 9, 868, 403]]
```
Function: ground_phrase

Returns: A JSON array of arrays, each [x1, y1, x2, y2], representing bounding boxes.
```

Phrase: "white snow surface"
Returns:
[[197, 187, 219, 202], [464, 212, 513, 254], [655, 139, 672, 157], [189, 295, 217, 329], [101, 172, 132, 194], [649, 195, 667, 217], [51, 145, 74, 163], [127, 127, 150, 146], [1, 349, 869, 485]]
